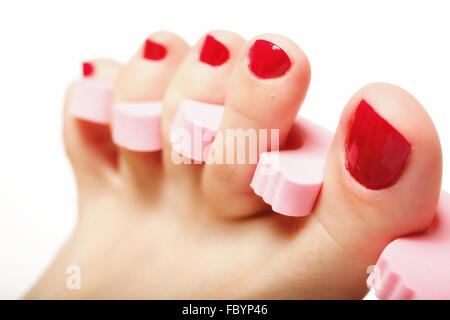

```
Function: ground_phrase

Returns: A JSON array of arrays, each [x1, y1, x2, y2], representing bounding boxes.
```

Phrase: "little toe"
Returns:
[[64, 58, 121, 187]]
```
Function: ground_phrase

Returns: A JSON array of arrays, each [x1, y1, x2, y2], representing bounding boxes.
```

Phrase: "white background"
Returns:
[[0, 0, 449, 299]]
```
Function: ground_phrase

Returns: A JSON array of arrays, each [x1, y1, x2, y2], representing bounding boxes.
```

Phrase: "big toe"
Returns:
[[306, 83, 442, 298]]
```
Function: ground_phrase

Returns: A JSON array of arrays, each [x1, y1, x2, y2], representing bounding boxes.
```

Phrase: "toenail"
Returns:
[[248, 39, 291, 79], [82, 62, 94, 77], [199, 35, 230, 66], [142, 39, 167, 60], [345, 99, 411, 190]]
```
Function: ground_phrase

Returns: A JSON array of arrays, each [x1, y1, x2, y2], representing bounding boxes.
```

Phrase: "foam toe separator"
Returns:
[[68, 79, 114, 124], [251, 119, 332, 217], [112, 101, 163, 152], [170, 99, 223, 162], [369, 190, 450, 300]]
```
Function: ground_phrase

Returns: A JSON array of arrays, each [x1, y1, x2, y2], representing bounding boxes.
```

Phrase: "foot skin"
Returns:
[[26, 31, 442, 299]]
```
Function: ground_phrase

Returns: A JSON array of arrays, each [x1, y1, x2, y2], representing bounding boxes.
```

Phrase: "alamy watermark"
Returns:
[[66, 265, 81, 290], [170, 125, 280, 172]]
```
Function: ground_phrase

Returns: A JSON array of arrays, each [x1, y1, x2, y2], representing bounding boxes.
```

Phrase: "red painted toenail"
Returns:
[[82, 62, 94, 77], [346, 99, 411, 189], [248, 39, 291, 79], [142, 39, 167, 60], [199, 35, 229, 66]]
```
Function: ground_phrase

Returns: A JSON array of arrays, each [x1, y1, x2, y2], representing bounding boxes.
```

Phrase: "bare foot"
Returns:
[[26, 31, 442, 299]]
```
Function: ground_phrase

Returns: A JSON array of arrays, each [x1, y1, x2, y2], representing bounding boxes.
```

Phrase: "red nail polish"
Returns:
[[82, 62, 94, 77], [142, 39, 167, 60], [248, 39, 291, 79], [346, 99, 411, 190], [199, 35, 229, 66]]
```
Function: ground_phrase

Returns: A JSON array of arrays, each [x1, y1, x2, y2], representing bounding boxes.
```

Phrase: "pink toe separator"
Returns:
[[369, 190, 450, 300], [112, 101, 163, 152], [170, 99, 333, 216], [251, 120, 332, 217], [170, 100, 223, 162], [68, 79, 114, 124]]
